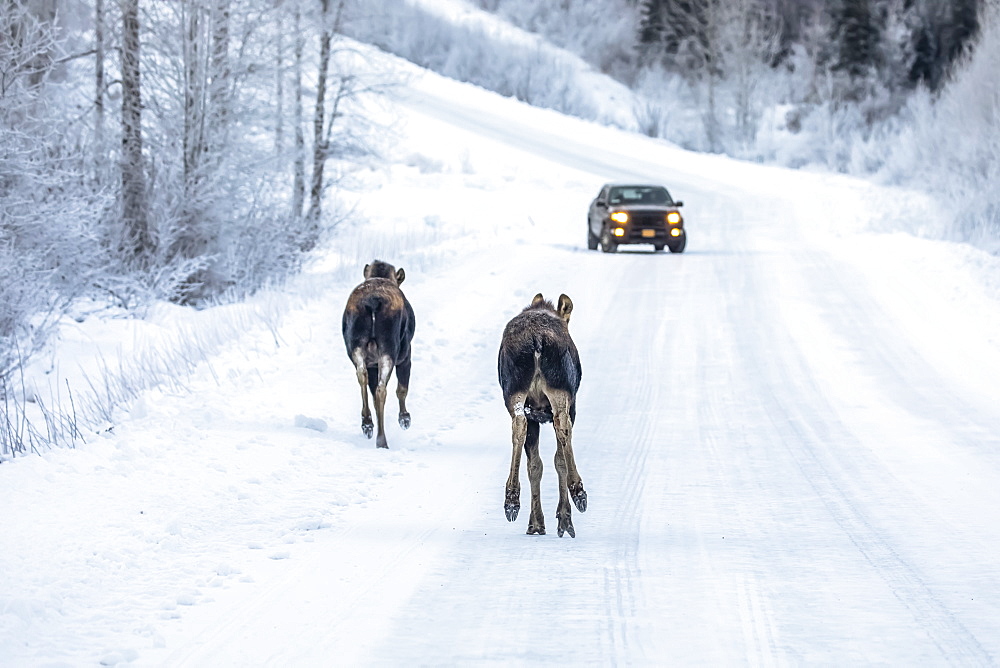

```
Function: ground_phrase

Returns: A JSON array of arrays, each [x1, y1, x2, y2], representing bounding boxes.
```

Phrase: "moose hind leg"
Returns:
[[373, 356, 394, 448], [553, 445, 575, 538], [560, 421, 587, 514], [549, 391, 585, 537], [524, 421, 545, 535], [352, 350, 374, 438], [395, 359, 411, 430], [505, 392, 528, 522]]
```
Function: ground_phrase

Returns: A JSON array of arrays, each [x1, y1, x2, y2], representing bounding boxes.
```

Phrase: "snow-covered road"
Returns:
[[5, 66, 1000, 666]]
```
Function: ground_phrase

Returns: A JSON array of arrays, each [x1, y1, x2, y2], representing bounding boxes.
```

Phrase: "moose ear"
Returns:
[[395, 268, 405, 285], [557, 294, 573, 324], [530, 293, 545, 307], [363, 263, 371, 278]]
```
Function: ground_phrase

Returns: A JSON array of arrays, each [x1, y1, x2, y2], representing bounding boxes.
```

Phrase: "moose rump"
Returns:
[[342, 260, 415, 449], [498, 293, 586, 537]]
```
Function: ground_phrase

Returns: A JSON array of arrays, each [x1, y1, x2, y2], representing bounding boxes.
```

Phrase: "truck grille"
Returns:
[[631, 212, 665, 226], [627, 212, 666, 241]]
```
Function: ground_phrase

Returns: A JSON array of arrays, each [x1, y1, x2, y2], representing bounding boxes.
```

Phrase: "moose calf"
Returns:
[[498, 293, 587, 537], [342, 260, 415, 449]]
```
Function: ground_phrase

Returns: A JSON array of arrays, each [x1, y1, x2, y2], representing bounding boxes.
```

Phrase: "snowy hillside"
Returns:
[[4, 47, 1000, 667]]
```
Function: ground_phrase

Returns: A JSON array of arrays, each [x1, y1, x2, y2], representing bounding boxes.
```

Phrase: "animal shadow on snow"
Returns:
[[498, 293, 587, 538], [341, 260, 415, 449]]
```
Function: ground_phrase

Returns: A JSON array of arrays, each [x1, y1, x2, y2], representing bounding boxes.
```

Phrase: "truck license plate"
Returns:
[[641, 229, 656, 238]]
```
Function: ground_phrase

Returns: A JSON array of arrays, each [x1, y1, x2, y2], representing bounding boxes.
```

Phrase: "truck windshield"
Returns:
[[608, 186, 672, 205]]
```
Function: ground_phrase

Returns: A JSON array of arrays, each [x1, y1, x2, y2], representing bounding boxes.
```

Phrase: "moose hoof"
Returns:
[[571, 485, 588, 513], [557, 516, 576, 538], [505, 489, 519, 521], [527, 524, 546, 535], [362, 419, 374, 438], [398, 412, 411, 430]]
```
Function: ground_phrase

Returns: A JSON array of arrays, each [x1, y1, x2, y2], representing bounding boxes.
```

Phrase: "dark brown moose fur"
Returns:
[[498, 293, 586, 537], [342, 260, 415, 448]]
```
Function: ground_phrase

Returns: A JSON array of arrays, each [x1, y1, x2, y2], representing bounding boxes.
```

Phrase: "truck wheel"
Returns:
[[600, 227, 618, 253], [587, 225, 599, 250]]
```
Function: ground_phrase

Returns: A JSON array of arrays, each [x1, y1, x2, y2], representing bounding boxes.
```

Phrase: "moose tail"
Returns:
[[361, 294, 385, 341], [531, 334, 545, 374]]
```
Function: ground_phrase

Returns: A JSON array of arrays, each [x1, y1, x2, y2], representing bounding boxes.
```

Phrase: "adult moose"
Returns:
[[342, 260, 415, 449], [498, 293, 587, 537]]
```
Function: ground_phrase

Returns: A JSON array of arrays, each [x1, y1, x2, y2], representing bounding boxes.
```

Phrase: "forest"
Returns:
[[2, 0, 999, 453], [2, 0, 381, 390], [378, 0, 998, 245]]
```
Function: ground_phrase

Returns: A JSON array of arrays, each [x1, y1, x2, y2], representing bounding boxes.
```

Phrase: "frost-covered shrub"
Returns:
[[0, 2, 112, 383], [631, 67, 704, 149], [884, 2, 1000, 250]]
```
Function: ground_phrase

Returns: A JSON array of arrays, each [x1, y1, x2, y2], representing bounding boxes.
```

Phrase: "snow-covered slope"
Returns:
[[346, 0, 639, 130], [4, 55, 1000, 666]]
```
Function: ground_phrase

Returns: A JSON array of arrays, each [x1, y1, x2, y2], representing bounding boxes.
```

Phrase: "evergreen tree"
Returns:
[[638, 0, 666, 46], [908, 22, 939, 88], [831, 0, 882, 79], [908, 0, 980, 91], [944, 0, 979, 70], [638, 0, 711, 73]]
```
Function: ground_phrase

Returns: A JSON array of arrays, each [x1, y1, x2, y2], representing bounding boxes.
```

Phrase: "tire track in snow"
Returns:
[[808, 248, 1000, 474], [736, 573, 782, 668], [685, 214, 785, 667], [736, 243, 995, 665], [586, 260, 663, 664], [768, 401, 993, 666]]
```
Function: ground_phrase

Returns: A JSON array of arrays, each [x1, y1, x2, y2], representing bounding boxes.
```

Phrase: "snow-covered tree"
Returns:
[[306, 0, 340, 230], [830, 0, 882, 82], [908, 0, 981, 91], [638, 0, 712, 74], [291, 0, 306, 221], [637, 0, 781, 152], [1, 1, 109, 382], [119, 0, 152, 264], [887, 0, 1000, 248]]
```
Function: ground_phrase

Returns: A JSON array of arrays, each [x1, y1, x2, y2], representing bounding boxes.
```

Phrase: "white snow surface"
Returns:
[[5, 58, 1000, 666]]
